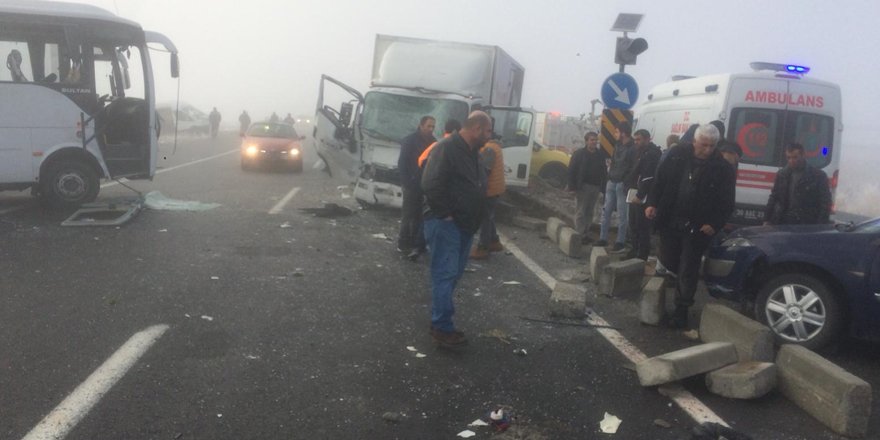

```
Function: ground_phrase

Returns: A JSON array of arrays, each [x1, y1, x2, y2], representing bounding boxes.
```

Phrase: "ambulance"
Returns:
[[634, 62, 842, 225]]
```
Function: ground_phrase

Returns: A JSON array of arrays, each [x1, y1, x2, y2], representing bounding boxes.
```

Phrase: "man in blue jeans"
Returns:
[[421, 111, 492, 347], [597, 122, 636, 253]]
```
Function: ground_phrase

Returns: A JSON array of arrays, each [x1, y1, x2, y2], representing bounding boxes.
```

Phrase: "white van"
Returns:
[[634, 63, 842, 225]]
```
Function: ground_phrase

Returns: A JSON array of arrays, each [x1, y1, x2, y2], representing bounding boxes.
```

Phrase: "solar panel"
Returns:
[[610, 13, 644, 33]]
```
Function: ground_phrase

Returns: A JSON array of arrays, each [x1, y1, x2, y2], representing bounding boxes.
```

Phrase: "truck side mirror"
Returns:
[[171, 53, 180, 78], [339, 102, 353, 128]]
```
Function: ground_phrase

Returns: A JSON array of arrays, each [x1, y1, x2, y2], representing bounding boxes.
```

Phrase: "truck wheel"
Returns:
[[41, 160, 100, 209], [538, 162, 568, 189], [754, 272, 842, 350]]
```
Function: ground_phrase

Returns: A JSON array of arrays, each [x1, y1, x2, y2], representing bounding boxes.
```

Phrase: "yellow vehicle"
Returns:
[[529, 142, 570, 188]]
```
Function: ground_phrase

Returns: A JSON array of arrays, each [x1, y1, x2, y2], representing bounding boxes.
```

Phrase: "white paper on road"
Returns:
[[406, 346, 417, 352], [501, 281, 522, 286], [468, 419, 489, 427], [371, 233, 389, 240], [600, 412, 622, 433], [457, 430, 476, 438], [144, 191, 220, 211]]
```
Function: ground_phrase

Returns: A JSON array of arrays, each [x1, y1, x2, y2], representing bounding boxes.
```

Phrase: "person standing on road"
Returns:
[[421, 111, 492, 348], [208, 107, 222, 139], [764, 142, 832, 225], [567, 131, 607, 243], [238, 110, 251, 136], [284, 113, 295, 125], [470, 133, 506, 260], [397, 116, 437, 260], [597, 122, 636, 252], [269, 112, 279, 123], [645, 124, 736, 329], [624, 129, 661, 261]]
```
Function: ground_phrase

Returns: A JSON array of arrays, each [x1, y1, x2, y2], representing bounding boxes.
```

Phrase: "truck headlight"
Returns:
[[721, 237, 754, 248]]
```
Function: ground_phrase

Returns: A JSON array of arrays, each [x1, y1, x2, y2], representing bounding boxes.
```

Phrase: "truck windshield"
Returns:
[[361, 91, 469, 142]]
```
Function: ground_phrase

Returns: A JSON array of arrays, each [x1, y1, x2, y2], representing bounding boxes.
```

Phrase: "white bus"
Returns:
[[0, 0, 179, 208], [634, 63, 842, 225]]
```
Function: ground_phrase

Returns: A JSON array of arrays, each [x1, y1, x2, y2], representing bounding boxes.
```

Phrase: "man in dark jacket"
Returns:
[[396, 116, 436, 258], [421, 111, 491, 348], [624, 129, 662, 260], [764, 142, 831, 225], [597, 122, 636, 252], [646, 124, 736, 328], [567, 131, 607, 242]]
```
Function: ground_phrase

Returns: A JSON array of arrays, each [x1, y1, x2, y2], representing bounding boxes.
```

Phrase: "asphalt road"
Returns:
[[1, 132, 877, 440]]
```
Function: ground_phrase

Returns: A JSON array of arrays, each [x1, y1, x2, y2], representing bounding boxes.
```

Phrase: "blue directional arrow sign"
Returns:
[[601, 72, 639, 110]]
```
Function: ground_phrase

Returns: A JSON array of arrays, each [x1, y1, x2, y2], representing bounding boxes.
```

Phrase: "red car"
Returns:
[[240, 122, 304, 172]]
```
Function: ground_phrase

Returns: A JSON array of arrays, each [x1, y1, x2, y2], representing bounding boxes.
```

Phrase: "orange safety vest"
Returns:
[[482, 140, 505, 197], [418, 133, 452, 168]]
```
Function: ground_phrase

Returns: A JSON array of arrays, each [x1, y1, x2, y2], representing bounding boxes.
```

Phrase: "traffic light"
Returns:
[[615, 37, 648, 66]]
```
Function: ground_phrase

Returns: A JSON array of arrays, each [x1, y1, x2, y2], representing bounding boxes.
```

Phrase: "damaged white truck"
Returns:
[[0, 0, 178, 208], [314, 34, 535, 208]]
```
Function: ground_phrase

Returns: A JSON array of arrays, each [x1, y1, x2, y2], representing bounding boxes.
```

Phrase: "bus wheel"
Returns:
[[41, 160, 100, 209]]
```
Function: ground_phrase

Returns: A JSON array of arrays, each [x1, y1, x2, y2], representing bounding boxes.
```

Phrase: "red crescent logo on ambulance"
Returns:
[[737, 123, 768, 159]]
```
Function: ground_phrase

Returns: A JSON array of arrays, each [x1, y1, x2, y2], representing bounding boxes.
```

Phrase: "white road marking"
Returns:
[[21, 324, 170, 440], [499, 233, 729, 427], [268, 186, 301, 215]]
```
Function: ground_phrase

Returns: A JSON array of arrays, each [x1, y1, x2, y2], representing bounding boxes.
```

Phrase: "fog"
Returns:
[[73, 0, 878, 215]]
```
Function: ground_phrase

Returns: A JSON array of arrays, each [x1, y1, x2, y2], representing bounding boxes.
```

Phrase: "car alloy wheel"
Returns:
[[756, 273, 841, 350]]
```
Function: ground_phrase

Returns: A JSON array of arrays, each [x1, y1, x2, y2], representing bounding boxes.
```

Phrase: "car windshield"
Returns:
[[246, 123, 297, 138], [360, 91, 468, 142]]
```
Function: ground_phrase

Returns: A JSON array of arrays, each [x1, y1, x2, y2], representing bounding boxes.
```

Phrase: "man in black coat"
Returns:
[[567, 131, 607, 242], [645, 124, 736, 328], [764, 142, 831, 225], [396, 116, 436, 258], [624, 129, 662, 260]]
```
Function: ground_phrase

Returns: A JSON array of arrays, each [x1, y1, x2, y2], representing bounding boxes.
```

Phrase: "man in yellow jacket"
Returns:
[[471, 135, 505, 259]]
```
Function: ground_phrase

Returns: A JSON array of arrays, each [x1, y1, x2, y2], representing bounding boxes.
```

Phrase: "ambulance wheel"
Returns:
[[40, 159, 99, 209]]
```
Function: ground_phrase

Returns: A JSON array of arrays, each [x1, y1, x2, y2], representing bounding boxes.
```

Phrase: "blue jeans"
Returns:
[[424, 218, 474, 333], [600, 180, 628, 244]]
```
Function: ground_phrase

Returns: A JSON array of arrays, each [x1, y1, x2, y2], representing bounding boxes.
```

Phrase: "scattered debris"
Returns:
[[464, 267, 478, 273], [293, 270, 305, 277], [158, 229, 168, 232], [691, 422, 753, 440], [415, 353, 426, 358], [210, 276, 220, 280], [217, 414, 222, 418], [200, 315, 214, 321], [473, 288, 483, 297], [184, 313, 191, 318], [575, 386, 587, 391], [478, 329, 512, 344], [145, 191, 220, 211], [406, 346, 418, 352], [336, 185, 349, 191], [371, 233, 390, 240], [280, 222, 292, 229], [488, 409, 511, 432], [456, 430, 476, 438], [620, 362, 637, 372], [245, 354, 260, 360], [519, 316, 619, 330], [653, 419, 672, 429], [683, 329, 700, 341], [468, 419, 489, 427], [299, 203, 353, 218], [501, 280, 522, 286], [487, 276, 493, 280], [513, 348, 528, 356], [599, 412, 622, 434], [382, 412, 404, 423]]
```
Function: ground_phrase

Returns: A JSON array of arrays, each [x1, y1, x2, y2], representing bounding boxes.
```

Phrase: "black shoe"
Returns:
[[594, 239, 608, 247], [666, 306, 689, 329], [407, 248, 421, 261]]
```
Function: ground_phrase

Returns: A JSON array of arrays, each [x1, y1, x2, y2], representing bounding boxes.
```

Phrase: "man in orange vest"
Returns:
[[470, 132, 505, 260], [418, 119, 461, 169]]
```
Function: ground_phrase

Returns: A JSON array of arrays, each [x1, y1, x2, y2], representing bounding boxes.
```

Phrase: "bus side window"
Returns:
[[1, 41, 33, 82]]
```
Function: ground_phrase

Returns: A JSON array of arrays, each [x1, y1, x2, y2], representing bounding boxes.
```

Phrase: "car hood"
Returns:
[[732, 223, 839, 240], [242, 137, 297, 151]]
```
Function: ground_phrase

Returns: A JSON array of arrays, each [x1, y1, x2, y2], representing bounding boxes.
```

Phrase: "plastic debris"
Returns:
[[280, 222, 292, 229], [158, 229, 168, 232], [415, 353, 426, 358], [245, 354, 259, 360], [599, 412, 622, 434], [371, 233, 389, 240], [513, 348, 528, 356], [406, 346, 418, 352], [144, 191, 220, 211], [457, 430, 476, 438], [382, 412, 404, 423], [210, 276, 220, 280], [653, 419, 672, 429], [184, 313, 191, 318], [468, 419, 489, 427], [201, 315, 214, 321], [501, 281, 522, 286]]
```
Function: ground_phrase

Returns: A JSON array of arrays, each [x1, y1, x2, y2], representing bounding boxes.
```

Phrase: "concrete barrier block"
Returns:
[[699, 303, 775, 362], [639, 277, 666, 325], [706, 361, 777, 399], [777, 344, 872, 437], [599, 258, 645, 297], [546, 217, 565, 243], [512, 215, 546, 231], [589, 246, 610, 285], [558, 227, 583, 257], [549, 281, 587, 318], [636, 342, 738, 386]]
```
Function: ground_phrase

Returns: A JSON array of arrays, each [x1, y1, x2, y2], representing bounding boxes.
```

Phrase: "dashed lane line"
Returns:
[[21, 324, 170, 440], [499, 233, 729, 427], [268, 186, 301, 215]]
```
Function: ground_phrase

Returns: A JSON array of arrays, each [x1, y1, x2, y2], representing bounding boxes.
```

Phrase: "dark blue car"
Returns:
[[704, 217, 880, 349]]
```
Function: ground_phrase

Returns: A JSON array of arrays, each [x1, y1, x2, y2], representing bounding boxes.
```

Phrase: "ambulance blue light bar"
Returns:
[[750, 62, 810, 74]]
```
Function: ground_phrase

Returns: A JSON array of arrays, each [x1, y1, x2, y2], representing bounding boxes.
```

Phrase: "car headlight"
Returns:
[[290, 149, 300, 156], [245, 146, 259, 156], [721, 237, 754, 248]]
